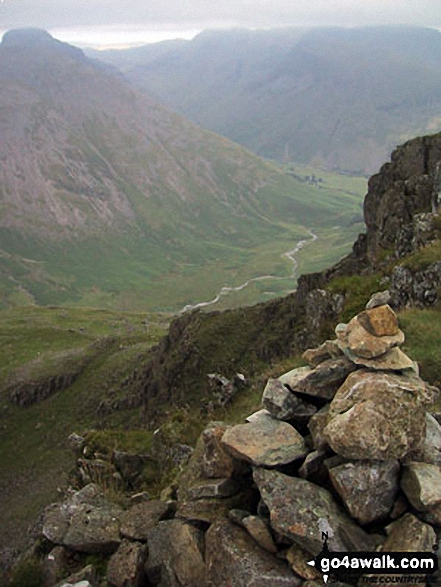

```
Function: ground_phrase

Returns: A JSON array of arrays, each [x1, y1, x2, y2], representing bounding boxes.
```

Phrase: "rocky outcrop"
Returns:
[[133, 133, 440, 423], [35, 303, 441, 586]]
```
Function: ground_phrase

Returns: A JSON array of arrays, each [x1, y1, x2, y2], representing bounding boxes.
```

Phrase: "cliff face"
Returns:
[[363, 133, 441, 259], [135, 132, 441, 421]]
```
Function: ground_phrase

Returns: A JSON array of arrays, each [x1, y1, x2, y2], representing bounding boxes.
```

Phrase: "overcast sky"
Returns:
[[1, 0, 440, 47]]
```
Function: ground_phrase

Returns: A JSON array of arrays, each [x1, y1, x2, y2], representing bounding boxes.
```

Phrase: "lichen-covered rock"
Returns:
[[42, 484, 122, 554], [357, 305, 399, 337], [324, 370, 428, 460], [253, 469, 374, 555], [286, 544, 322, 580], [307, 406, 330, 450], [406, 412, 441, 466], [342, 346, 417, 371], [176, 487, 256, 524], [228, 509, 278, 553], [302, 340, 343, 368], [200, 422, 238, 478], [381, 513, 436, 551], [336, 312, 404, 360], [262, 378, 316, 421], [120, 500, 173, 541], [401, 462, 441, 511], [221, 413, 307, 467], [366, 290, 392, 309], [205, 519, 301, 586], [145, 519, 205, 587], [298, 450, 327, 484], [328, 460, 400, 525], [107, 540, 147, 587], [279, 358, 356, 400]]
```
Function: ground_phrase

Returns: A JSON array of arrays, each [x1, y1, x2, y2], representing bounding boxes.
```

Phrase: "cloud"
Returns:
[[0, 0, 440, 32]]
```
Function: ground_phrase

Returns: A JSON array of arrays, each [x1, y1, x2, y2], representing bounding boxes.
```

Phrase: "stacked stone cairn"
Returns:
[[40, 302, 441, 587]]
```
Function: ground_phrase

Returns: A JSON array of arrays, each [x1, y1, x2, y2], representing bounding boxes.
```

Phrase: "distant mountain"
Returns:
[[90, 26, 441, 174], [0, 29, 365, 311]]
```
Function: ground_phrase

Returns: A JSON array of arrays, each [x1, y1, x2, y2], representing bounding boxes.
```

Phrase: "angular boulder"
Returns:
[[401, 462, 441, 511], [328, 460, 400, 525], [279, 358, 356, 400], [381, 513, 436, 551], [221, 413, 307, 467], [357, 305, 400, 337], [336, 306, 404, 360], [145, 519, 205, 587], [120, 500, 173, 541], [262, 378, 316, 421], [200, 421, 238, 479], [229, 509, 278, 553], [302, 340, 343, 368], [107, 540, 147, 587], [253, 469, 373, 555], [323, 370, 427, 460], [42, 484, 122, 554], [205, 519, 301, 586]]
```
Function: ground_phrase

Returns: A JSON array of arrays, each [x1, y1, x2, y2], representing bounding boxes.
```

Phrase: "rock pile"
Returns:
[[39, 303, 441, 587]]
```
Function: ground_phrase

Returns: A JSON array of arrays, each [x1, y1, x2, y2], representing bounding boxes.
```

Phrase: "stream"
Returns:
[[180, 229, 318, 313]]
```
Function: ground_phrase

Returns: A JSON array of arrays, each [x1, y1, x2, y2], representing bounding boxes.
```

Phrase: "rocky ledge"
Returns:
[[31, 300, 441, 587]]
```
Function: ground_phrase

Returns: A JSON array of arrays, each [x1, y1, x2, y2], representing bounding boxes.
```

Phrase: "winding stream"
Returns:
[[179, 230, 318, 313]]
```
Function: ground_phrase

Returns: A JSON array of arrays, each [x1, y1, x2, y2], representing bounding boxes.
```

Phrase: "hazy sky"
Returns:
[[1, 0, 440, 47]]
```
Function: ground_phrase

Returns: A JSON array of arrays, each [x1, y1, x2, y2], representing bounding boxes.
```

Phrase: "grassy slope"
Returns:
[[1, 232, 441, 562], [0, 307, 169, 554], [0, 168, 367, 313]]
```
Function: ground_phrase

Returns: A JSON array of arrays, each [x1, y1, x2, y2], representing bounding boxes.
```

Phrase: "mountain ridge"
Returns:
[[93, 25, 441, 174], [0, 28, 366, 311]]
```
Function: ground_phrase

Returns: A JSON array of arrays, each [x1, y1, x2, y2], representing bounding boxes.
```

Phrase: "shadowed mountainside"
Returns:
[[90, 26, 441, 174]]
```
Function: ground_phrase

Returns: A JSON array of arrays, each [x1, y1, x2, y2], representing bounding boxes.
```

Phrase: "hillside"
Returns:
[[91, 26, 441, 174], [0, 28, 366, 312], [2, 132, 441, 586]]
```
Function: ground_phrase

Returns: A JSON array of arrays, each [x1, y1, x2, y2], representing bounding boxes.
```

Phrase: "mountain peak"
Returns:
[[1, 28, 85, 61], [2, 28, 55, 48]]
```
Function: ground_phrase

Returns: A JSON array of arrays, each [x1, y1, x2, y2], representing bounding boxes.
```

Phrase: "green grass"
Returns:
[[399, 305, 441, 390], [0, 305, 169, 555], [0, 167, 367, 313]]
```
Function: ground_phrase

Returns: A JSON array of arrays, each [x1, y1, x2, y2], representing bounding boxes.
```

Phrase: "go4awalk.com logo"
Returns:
[[307, 533, 439, 585]]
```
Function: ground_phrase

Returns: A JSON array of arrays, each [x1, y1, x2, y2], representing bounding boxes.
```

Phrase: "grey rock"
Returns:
[[382, 513, 436, 551], [120, 500, 173, 541], [366, 290, 392, 309], [336, 312, 404, 360], [401, 462, 441, 511], [262, 378, 316, 421], [406, 412, 441, 465], [307, 406, 330, 450], [286, 544, 322, 580], [107, 540, 147, 587], [176, 487, 256, 524], [302, 340, 343, 368], [298, 450, 328, 483], [329, 460, 400, 525], [246, 409, 271, 423], [186, 477, 245, 500], [343, 346, 417, 372], [145, 519, 205, 587], [56, 564, 96, 587], [42, 484, 122, 554], [279, 358, 356, 400], [228, 510, 278, 553], [205, 519, 301, 586], [253, 468, 373, 555], [200, 421, 240, 479], [324, 370, 428, 460], [221, 413, 307, 467]]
